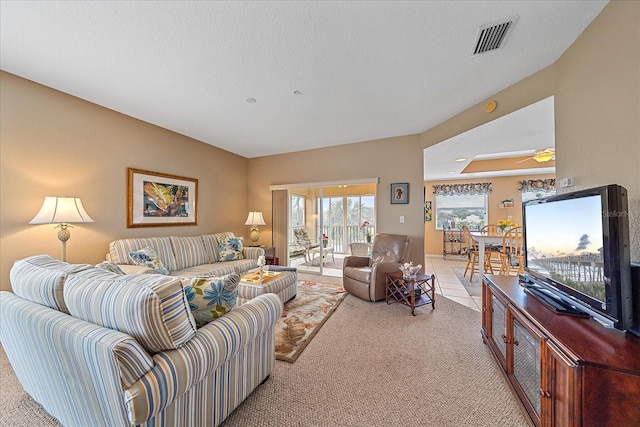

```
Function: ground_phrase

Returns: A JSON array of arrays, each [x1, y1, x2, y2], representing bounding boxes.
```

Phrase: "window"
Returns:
[[291, 193, 305, 229], [435, 194, 487, 231], [319, 194, 375, 252]]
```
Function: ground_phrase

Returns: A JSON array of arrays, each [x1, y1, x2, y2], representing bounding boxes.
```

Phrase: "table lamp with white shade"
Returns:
[[244, 211, 266, 244], [29, 196, 94, 262]]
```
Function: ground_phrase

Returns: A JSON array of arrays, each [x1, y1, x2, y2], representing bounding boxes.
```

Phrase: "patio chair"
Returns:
[[293, 228, 320, 263], [350, 242, 370, 256]]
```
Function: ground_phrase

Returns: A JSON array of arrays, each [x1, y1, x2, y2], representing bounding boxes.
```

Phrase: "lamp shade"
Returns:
[[30, 196, 94, 224], [244, 211, 266, 226]]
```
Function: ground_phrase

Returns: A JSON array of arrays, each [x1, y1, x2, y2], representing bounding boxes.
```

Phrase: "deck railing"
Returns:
[[320, 225, 374, 253]]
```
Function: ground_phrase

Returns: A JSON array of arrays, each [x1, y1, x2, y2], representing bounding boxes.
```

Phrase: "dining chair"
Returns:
[[480, 224, 499, 235], [481, 224, 503, 271], [498, 226, 524, 276], [461, 225, 494, 282]]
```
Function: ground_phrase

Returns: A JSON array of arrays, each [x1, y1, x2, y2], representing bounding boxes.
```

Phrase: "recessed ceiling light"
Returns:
[[455, 158, 466, 162], [448, 171, 455, 174], [246, 98, 256, 103]]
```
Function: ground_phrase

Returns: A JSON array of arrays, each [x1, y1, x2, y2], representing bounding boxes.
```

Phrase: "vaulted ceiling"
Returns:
[[1, 1, 607, 158]]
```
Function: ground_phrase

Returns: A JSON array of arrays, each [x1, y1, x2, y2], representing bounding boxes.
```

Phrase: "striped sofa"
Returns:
[[0, 255, 283, 427], [107, 232, 264, 278]]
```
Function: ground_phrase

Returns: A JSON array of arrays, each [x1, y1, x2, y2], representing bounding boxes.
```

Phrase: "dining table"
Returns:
[[470, 231, 504, 276]]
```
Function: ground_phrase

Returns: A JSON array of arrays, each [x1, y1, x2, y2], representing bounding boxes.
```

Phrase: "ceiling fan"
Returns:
[[516, 148, 556, 164]]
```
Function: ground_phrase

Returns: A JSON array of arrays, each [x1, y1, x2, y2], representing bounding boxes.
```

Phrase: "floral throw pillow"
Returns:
[[94, 261, 125, 275], [183, 274, 240, 327], [128, 246, 170, 275], [217, 236, 244, 261]]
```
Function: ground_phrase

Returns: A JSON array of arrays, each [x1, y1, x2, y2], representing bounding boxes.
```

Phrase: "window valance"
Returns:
[[432, 182, 492, 196], [518, 179, 556, 193]]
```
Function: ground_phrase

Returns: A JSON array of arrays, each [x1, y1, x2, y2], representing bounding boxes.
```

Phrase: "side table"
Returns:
[[262, 246, 278, 265], [385, 272, 436, 315], [310, 246, 334, 265]]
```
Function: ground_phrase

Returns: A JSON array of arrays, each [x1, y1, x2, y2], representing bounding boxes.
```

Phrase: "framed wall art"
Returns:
[[127, 168, 198, 228], [390, 182, 409, 204], [425, 201, 432, 222]]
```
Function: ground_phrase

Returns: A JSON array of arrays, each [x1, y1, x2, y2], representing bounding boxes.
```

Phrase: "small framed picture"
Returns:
[[127, 168, 198, 228], [425, 201, 432, 222], [390, 183, 409, 204]]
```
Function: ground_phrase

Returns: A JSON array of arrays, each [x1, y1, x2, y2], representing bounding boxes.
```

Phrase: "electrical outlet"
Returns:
[[400, 216, 405, 223]]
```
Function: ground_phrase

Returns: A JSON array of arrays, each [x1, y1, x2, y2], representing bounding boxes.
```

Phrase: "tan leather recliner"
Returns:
[[343, 233, 411, 301]]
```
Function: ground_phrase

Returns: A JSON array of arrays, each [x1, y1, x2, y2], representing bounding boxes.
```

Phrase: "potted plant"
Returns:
[[361, 221, 371, 243]]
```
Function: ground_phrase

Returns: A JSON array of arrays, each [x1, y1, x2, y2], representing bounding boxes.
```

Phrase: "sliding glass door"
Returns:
[[320, 195, 375, 253], [288, 186, 324, 274], [273, 180, 377, 276]]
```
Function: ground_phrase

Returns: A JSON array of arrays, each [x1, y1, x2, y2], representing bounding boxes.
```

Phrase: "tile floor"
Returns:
[[424, 255, 481, 312]]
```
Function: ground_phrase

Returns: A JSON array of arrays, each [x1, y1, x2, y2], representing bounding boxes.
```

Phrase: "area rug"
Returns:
[[275, 281, 347, 363], [453, 266, 482, 296]]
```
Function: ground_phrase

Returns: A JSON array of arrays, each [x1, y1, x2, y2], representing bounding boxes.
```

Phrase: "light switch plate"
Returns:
[[400, 215, 405, 223], [560, 177, 574, 188]]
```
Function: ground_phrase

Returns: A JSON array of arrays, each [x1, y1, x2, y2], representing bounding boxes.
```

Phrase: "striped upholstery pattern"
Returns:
[[114, 339, 156, 388], [109, 234, 263, 278], [109, 237, 178, 272], [124, 293, 283, 425], [172, 264, 235, 278], [170, 235, 209, 271], [65, 269, 196, 353], [3, 254, 284, 427], [237, 270, 298, 306], [118, 264, 157, 275], [243, 246, 265, 260], [9, 255, 93, 313], [0, 291, 151, 427], [224, 259, 260, 275]]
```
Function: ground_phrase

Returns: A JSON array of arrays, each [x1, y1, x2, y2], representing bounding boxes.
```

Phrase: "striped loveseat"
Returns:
[[107, 232, 264, 278], [0, 255, 283, 427]]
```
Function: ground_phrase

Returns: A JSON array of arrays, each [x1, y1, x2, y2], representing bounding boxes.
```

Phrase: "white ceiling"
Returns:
[[0, 1, 607, 158], [424, 96, 556, 181]]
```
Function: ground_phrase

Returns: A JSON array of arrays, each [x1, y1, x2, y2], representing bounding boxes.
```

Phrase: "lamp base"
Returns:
[[250, 226, 260, 243], [55, 224, 73, 262]]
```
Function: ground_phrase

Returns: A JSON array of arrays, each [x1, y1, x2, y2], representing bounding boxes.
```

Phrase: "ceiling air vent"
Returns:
[[473, 16, 518, 55]]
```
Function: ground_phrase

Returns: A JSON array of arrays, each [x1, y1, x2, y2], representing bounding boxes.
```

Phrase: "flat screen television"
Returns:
[[522, 184, 633, 332]]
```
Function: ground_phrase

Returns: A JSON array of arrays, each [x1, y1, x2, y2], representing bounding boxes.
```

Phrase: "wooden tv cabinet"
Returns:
[[482, 275, 640, 427]]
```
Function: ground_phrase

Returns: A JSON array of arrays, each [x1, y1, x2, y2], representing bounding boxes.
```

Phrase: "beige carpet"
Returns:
[[275, 281, 348, 362], [1, 275, 532, 426]]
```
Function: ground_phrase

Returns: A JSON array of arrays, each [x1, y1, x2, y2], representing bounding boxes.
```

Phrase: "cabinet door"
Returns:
[[510, 311, 545, 426], [490, 293, 508, 368], [543, 341, 579, 427]]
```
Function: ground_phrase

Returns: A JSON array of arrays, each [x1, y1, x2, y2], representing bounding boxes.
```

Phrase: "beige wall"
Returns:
[[248, 135, 425, 266], [424, 174, 555, 255], [554, 0, 640, 257], [0, 72, 249, 291]]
